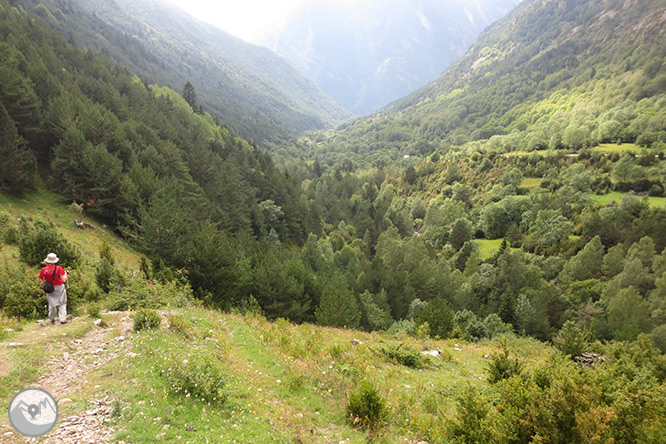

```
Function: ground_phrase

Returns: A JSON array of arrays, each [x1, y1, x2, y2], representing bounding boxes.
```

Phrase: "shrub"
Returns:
[[378, 343, 427, 369], [18, 220, 80, 267], [1, 263, 45, 319], [388, 319, 416, 336], [3, 279, 44, 320], [167, 314, 189, 335], [416, 298, 454, 338], [133, 308, 161, 332], [553, 320, 586, 357], [104, 277, 192, 311], [486, 343, 523, 383], [160, 354, 226, 404], [86, 302, 101, 318], [346, 381, 387, 430], [448, 386, 492, 444]]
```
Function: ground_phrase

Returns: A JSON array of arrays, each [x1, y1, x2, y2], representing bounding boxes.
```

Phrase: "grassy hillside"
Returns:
[[0, 189, 141, 270], [0, 305, 547, 443]]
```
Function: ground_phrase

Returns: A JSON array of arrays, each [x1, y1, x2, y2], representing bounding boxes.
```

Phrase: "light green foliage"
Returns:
[[561, 236, 604, 283], [553, 320, 587, 357], [160, 352, 227, 404], [448, 387, 492, 444], [378, 343, 427, 369], [132, 308, 161, 332], [607, 287, 652, 341], [525, 209, 573, 253], [1, 262, 44, 319], [95, 241, 122, 293], [167, 314, 190, 335], [346, 381, 388, 430], [486, 343, 523, 384], [603, 243, 626, 278], [612, 154, 646, 182], [358, 290, 392, 331]]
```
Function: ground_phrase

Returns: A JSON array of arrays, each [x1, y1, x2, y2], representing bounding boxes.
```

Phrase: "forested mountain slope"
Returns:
[[0, 0, 322, 303], [261, 0, 519, 115], [315, 0, 666, 166], [8, 0, 352, 145]]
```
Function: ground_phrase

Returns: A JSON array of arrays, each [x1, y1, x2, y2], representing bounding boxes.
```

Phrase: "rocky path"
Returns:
[[1, 313, 134, 444]]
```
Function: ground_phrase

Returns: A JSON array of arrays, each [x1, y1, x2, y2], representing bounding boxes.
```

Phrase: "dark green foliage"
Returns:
[[18, 220, 81, 267], [448, 387, 491, 444], [346, 381, 388, 430], [486, 344, 523, 383], [132, 308, 161, 332], [0, 102, 35, 193], [450, 218, 473, 250], [416, 298, 454, 339], [315, 273, 360, 328], [378, 343, 426, 369], [182, 81, 200, 113]]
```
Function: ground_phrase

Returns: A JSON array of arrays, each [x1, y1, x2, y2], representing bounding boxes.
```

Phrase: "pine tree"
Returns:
[[182, 81, 199, 113], [315, 274, 360, 328], [0, 103, 35, 193]]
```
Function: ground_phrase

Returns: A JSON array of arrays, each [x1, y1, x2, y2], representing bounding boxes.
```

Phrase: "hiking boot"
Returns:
[[50, 319, 55, 325], [60, 320, 68, 325]]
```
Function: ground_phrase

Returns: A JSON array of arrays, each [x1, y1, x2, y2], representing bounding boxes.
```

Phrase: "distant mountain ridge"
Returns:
[[261, 0, 520, 115], [12, 0, 352, 145], [318, 0, 666, 164]]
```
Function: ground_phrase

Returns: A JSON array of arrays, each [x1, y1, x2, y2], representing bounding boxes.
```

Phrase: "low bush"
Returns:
[[85, 302, 101, 318], [346, 381, 387, 430], [133, 308, 161, 332], [104, 278, 193, 311], [1, 263, 45, 319], [553, 320, 586, 357], [18, 219, 80, 267], [160, 354, 226, 404], [378, 343, 427, 369], [167, 314, 190, 335], [486, 343, 523, 383]]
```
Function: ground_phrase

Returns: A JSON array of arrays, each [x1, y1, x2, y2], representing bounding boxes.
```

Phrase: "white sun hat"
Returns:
[[43, 253, 60, 264]]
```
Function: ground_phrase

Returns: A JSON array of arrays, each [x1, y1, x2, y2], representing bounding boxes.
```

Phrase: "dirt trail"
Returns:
[[1, 313, 134, 444]]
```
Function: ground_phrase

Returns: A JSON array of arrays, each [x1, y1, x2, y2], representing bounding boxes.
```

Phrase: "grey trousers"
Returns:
[[46, 285, 67, 323]]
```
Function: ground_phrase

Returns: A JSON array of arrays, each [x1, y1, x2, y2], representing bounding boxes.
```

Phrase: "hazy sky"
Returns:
[[166, 0, 311, 42]]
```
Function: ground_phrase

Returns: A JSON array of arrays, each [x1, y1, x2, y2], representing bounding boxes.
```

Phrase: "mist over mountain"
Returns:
[[260, 0, 520, 115], [12, 0, 352, 145]]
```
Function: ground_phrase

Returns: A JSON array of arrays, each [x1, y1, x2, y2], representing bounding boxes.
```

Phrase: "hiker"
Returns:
[[39, 253, 69, 325]]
